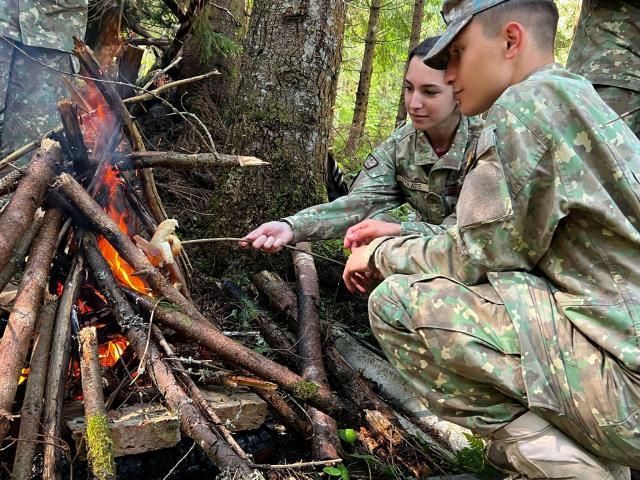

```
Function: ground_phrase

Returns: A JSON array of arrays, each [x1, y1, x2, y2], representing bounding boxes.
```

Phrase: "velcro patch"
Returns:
[[396, 175, 429, 193], [364, 155, 379, 170]]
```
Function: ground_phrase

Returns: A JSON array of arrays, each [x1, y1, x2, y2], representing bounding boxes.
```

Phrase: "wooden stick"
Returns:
[[0, 207, 63, 442], [0, 210, 45, 293], [12, 300, 58, 480], [56, 172, 351, 418], [79, 327, 116, 480], [151, 325, 249, 461], [82, 233, 260, 478], [43, 254, 84, 480], [292, 244, 340, 460], [0, 139, 60, 272], [123, 70, 219, 103], [0, 169, 23, 196], [221, 281, 298, 368], [253, 271, 299, 327], [119, 151, 268, 170], [58, 100, 91, 176], [126, 292, 354, 420], [253, 389, 312, 439]]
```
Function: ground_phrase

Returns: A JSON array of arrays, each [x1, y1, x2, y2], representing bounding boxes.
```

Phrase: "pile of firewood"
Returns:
[[0, 39, 457, 480]]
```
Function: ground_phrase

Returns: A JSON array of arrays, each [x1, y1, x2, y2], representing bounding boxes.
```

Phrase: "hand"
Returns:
[[239, 221, 294, 253], [344, 220, 401, 249], [342, 245, 379, 293]]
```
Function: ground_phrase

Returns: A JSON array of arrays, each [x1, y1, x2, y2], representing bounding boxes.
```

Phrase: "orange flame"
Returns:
[[18, 367, 30, 385], [98, 334, 129, 367], [96, 165, 147, 294]]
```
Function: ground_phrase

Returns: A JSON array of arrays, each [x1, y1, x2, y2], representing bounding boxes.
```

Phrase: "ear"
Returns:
[[502, 22, 524, 59]]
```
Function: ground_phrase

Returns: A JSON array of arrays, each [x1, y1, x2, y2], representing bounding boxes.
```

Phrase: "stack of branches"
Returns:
[[0, 38, 450, 480]]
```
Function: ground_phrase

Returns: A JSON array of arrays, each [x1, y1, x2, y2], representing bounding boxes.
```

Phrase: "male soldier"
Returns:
[[566, 0, 639, 137], [241, 36, 483, 253], [343, 0, 640, 477], [0, 0, 88, 165]]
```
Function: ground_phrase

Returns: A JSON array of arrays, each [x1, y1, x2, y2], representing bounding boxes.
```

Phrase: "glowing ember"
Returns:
[[18, 367, 30, 385], [98, 334, 129, 367]]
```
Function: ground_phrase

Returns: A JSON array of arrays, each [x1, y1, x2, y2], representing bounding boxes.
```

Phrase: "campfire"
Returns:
[[0, 38, 440, 480]]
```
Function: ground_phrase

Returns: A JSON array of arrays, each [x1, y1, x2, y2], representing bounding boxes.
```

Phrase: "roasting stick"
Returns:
[[181, 237, 346, 267]]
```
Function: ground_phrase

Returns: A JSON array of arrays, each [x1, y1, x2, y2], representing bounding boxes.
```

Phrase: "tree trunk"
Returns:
[[201, 0, 345, 272], [345, 0, 383, 153], [395, 0, 425, 128]]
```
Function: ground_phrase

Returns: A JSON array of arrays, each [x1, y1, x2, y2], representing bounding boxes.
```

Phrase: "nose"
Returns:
[[409, 92, 424, 111], [444, 62, 457, 85]]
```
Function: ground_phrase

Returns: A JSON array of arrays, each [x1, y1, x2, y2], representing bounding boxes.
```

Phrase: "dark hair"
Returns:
[[475, 0, 559, 51], [408, 35, 442, 62]]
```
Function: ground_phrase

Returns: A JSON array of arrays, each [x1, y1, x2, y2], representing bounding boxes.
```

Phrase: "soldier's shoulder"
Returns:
[[465, 115, 485, 138], [376, 122, 417, 153]]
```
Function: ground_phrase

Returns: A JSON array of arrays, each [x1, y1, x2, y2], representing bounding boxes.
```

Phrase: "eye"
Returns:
[[404, 85, 414, 92], [425, 90, 439, 97]]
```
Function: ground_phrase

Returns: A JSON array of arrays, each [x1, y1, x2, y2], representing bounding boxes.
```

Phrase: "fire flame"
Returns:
[[98, 334, 129, 367]]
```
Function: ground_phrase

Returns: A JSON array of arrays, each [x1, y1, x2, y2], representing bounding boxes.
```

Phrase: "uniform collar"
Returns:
[[413, 116, 470, 170]]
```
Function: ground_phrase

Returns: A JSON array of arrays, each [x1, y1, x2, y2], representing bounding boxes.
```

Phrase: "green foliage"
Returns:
[[85, 414, 116, 480], [451, 433, 501, 480], [324, 464, 351, 479], [338, 428, 359, 444], [332, 0, 581, 175], [192, 8, 241, 65]]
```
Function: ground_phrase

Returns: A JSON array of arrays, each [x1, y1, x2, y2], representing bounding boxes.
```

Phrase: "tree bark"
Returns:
[[204, 0, 345, 271], [43, 254, 84, 480], [395, 0, 425, 128], [12, 301, 58, 480], [0, 139, 60, 272], [292, 245, 340, 460], [0, 211, 45, 293], [345, 0, 383, 153], [0, 207, 63, 442], [58, 100, 91, 177], [79, 327, 116, 480], [120, 151, 267, 170], [82, 234, 260, 478]]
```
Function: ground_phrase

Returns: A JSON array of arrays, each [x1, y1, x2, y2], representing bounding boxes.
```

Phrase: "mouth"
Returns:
[[454, 89, 463, 99]]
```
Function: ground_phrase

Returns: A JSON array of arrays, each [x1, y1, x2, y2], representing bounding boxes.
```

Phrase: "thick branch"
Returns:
[[0, 207, 63, 442], [120, 151, 268, 170], [82, 234, 258, 477], [12, 301, 58, 480], [292, 244, 340, 460], [0, 139, 60, 272], [58, 100, 91, 176], [0, 211, 45, 293]]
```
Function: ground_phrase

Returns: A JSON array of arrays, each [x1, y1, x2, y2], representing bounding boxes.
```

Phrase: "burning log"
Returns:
[[79, 326, 117, 480], [43, 254, 84, 480], [58, 100, 91, 177], [292, 245, 340, 460], [119, 151, 269, 170], [0, 139, 60, 272], [0, 207, 64, 442], [82, 233, 262, 478], [12, 301, 58, 480], [55, 172, 352, 418]]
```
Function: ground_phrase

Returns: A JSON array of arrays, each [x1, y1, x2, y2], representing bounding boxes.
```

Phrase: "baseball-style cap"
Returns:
[[424, 0, 509, 69]]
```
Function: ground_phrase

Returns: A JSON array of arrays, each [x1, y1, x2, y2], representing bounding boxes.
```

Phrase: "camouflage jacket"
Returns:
[[566, 0, 640, 92], [284, 116, 483, 243], [0, 0, 88, 53], [366, 64, 640, 414]]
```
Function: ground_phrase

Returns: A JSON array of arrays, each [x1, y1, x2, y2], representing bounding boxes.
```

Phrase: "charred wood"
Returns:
[[58, 100, 91, 177], [0, 210, 45, 293]]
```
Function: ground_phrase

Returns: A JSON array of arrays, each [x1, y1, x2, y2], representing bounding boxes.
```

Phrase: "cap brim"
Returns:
[[423, 16, 473, 70]]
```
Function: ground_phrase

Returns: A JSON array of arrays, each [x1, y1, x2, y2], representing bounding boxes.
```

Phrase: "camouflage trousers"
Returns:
[[595, 85, 640, 139], [369, 274, 640, 469], [0, 37, 73, 167]]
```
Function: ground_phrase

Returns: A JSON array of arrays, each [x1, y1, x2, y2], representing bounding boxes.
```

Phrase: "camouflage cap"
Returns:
[[424, 0, 509, 69]]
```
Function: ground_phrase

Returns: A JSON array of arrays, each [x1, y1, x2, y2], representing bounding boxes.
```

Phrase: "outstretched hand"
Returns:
[[344, 219, 401, 249], [239, 221, 294, 253], [342, 245, 379, 294]]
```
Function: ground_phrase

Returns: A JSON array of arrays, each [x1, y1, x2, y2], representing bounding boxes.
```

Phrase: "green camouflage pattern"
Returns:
[[566, 0, 639, 93], [284, 116, 483, 242], [566, 0, 639, 136], [0, 0, 88, 53], [0, 40, 73, 166], [366, 64, 640, 467]]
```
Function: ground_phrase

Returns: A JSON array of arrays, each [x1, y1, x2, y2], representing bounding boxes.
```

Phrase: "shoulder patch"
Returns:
[[364, 155, 379, 170]]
